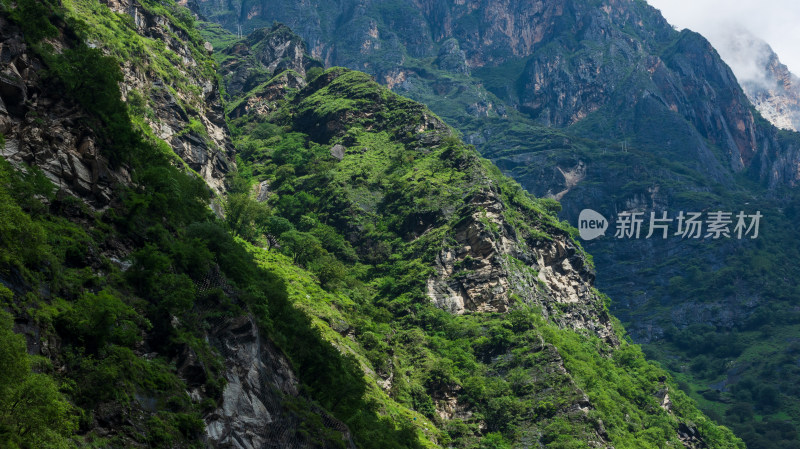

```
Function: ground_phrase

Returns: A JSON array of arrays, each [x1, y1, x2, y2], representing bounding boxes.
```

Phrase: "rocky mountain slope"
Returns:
[[0, 0, 744, 448], [1, 0, 235, 200], [717, 30, 800, 133], [188, 0, 800, 186], [0, 0, 349, 447], [186, 0, 800, 447], [209, 23, 742, 447], [745, 54, 800, 133]]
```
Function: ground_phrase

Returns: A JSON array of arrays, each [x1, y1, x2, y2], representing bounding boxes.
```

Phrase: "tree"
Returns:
[[0, 310, 77, 448], [278, 230, 324, 265], [223, 193, 270, 242]]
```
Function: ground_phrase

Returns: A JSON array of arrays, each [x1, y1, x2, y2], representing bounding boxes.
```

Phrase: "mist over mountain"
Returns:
[[710, 27, 800, 132]]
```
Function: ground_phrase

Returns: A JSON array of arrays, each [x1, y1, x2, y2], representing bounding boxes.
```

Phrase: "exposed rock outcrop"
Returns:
[[711, 27, 800, 132], [427, 188, 618, 344], [742, 50, 800, 133], [1, 0, 235, 200], [204, 314, 354, 449], [435, 38, 469, 75], [0, 15, 129, 207], [228, 70, 306, 119], [218, 23, 322, 99], [104, 0, 235, 193]]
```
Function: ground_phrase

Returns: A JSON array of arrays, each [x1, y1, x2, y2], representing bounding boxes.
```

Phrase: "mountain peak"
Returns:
[[713, 27, 800, 132]]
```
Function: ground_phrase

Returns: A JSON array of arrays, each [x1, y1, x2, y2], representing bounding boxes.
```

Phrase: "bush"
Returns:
[[59, 289, 144, 351], [8, 0, 59, 42], [279, 230, 325, 265]]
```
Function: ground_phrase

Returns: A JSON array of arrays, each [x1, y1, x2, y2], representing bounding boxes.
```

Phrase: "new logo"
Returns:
[[578, 209, 608, 240]]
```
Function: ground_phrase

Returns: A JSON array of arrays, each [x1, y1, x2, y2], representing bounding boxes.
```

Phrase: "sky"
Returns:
[[646, 0, 800, 83]]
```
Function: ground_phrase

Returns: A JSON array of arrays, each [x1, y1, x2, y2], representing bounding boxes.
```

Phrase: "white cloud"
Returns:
[[646, 0, 800, 80]]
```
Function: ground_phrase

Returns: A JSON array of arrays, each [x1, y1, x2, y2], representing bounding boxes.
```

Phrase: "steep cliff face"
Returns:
[[216, 24, 322, 99], [0, 15, 129, 207], [426, 188, 617, 345], [2, 0, 235, 197], [203, 313, 355, 449], [741, 50, 800, 133], [709, 27, 800, 133], [0, 1, 355, 448], [210, 23, 324, 120], [99, 0, 236, 193]]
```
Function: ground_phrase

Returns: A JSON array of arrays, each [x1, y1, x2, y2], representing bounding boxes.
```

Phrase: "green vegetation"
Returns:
[[345, 15, 800, 447], [196, 21, 239, 53], [191, 0, 800, 446], [635, 199, 800, 449], [1, 1, 346, 447], [0, 2, 220, 437], [0, 1, 747, 447], [218, 60, 743, 447], [0, 139, 216, 446], [0, 308, 77, 448]]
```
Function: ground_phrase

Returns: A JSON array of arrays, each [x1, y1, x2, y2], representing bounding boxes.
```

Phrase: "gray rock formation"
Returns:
[[228, 70, 307, 119], [0, 16, 129, 207], [1, 0, 235, 201], [426, 188, 618, 344], [435, 38, 469, 75], [329, 144, 345, 161], [204, 314, 355, 449], [705, 27, 800, 132], [105, 0, 235, 193], [218, 24, 323, 99], [741, 47, 800, 133]]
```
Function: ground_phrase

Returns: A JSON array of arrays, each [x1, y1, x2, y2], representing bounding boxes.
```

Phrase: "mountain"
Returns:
[[710, 28, 800, 133], [188, 0, 800, 185], [746, 52, 800, 133], [0, 0, 747, 448], [185, 0, 800, 447]]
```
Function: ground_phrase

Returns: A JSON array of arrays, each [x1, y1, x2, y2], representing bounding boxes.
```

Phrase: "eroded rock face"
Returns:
[[1, 0, 235, 200], [203, 315, 355, 449], [743, 56, 800, 133], [228, 70, 307, 119], [104, 0, 235, 193], [0, 16, 129, 207], [435, 38, 469, 75], [218, 24, 323, 99], [427, 188, 618, 345], [181, 267, 354, 449], [713, 28, 800, 133], [215, 23, 325, 122]]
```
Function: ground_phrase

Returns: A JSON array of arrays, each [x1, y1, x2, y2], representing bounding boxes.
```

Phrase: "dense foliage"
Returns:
[[397, 16, 800, 449], [1, 1, 332, 447]]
